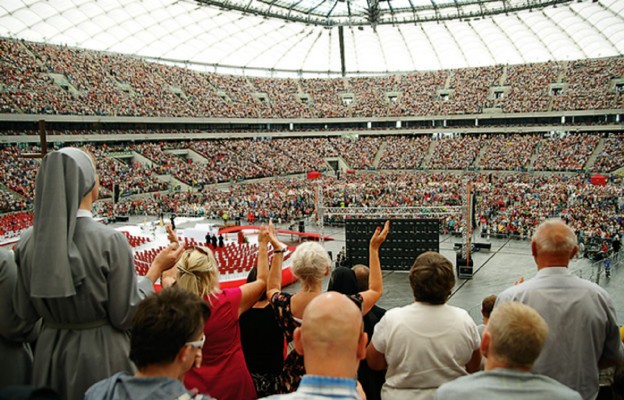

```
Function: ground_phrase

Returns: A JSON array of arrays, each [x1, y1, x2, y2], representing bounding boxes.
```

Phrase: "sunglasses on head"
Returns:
[[185, 334, 205, 350], [187, 246, 211, 256]]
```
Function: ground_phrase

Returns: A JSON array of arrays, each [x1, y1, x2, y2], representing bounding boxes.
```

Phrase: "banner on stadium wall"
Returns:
[[590, 174, 606, 186], [307, 171, 322, 180]]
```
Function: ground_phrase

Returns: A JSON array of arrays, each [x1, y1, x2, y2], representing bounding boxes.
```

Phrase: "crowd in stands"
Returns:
[[427, 135, 483, 169], [393, 71, 447, 116], [0, 145, 39, 203], [1, 37, 622, 118], [441, 65, 503, 114], [478, 134, 539, 170], [348, 75, 400, 117], [0, 133, 622, 242], [299, 78, 350, 118], [552, 59, 624, 111], [500, 62, 561, 112], [533, 133, 600, 171], [0, 188, 28, 213], [89, 170, 622, 243], [376, 135, 430, 170], [86, 144, 169, 196], [329, 136, 381, 170], [0, 211, 32, 239], [251, 77, 311, 119], [592, 133, 624, 172]]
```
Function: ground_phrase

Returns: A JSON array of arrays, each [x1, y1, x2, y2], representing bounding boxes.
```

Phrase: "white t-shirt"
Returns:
[[371, 302, 480, 400]]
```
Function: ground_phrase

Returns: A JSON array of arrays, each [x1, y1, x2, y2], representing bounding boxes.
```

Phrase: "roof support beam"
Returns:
[[339, 26, 346, 76]]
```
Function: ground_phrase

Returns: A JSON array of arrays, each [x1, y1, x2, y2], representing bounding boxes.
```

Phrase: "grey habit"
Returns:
[[0, 249, 40, 388], [13, 148, 155, 400]]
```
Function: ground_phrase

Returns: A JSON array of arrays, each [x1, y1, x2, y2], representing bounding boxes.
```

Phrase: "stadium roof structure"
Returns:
[[0, 0, 623, 77]]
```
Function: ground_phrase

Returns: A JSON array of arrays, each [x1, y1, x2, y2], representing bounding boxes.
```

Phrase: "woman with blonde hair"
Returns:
[[167, 223, 282, 400], [266, 220, 390, 393]]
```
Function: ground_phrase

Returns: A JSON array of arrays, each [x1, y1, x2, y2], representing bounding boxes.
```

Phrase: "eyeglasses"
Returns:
[[185, 334, 205, 350]]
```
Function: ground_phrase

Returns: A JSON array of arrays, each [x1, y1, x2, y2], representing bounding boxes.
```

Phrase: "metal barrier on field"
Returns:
[[569, 250, 621, 285]]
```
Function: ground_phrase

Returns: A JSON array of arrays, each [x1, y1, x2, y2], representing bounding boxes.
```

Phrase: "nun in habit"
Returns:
[[12, 148, 184, 400]]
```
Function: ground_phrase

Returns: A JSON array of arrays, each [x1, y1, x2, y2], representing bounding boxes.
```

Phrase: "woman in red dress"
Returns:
[[169, 224, 282, 400]]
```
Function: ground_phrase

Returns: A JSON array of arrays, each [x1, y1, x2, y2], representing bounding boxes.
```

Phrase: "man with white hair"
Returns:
[[495, 219, 623, 400]]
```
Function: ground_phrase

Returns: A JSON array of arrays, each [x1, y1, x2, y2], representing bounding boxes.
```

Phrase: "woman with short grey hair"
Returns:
[[266, 221, 390, 394]]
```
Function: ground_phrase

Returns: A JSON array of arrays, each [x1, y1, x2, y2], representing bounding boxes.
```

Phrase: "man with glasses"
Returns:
[[84, 287, 215, 400]]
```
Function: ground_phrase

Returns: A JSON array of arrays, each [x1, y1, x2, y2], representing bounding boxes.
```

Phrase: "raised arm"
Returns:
[[159, 224, 182, 288], [145, 242, 185, 284], [238, 225, 270, 316], [360, 220, 390, 315], [266, 221, 286, 301]]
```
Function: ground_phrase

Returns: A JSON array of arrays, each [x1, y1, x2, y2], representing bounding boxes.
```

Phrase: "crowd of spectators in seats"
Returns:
[[299, 78, 350, 118], [0, 134, 622, 242], [0, 189, 29, 213], [88, 170, 622, 243], [592, 133, 624, 172], [533, 133, 600, 171], [85, 144, 169, 196], [377, 136, 430, 170], [0, 145, 39, 201], [1, 37, 622, 118], [500, 62, 561, 113], [552, 59, 624, 111], [441, 66, 503, 115], [395, 71, 447, 116], [0, 212, 32, 239], [427, 135, 483, 169], [329, 136, 381, 170], [134, 142, 213, 188], [478, 134, 539, 170]]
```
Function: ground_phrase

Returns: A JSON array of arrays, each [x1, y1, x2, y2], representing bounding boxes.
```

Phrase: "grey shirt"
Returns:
[[436, 368, 582, 400], [495, 267, 624, 400], [85, 371, 215, 400]]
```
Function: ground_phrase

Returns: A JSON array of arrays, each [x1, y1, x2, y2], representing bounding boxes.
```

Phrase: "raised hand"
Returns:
[[153, 242, 185, 273], [166, 223, 178, 245], [258, 224, 270, 246], [370, 220, 390, 251], [268, 221, 281, 249]]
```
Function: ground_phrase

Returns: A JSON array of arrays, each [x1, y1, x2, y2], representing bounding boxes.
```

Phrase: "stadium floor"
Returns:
[[114, 217, 624, 326], [314, 224, 624, 325]]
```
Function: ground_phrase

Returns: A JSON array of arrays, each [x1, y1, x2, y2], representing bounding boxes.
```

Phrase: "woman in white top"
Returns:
[[367, 251, 481, 400]]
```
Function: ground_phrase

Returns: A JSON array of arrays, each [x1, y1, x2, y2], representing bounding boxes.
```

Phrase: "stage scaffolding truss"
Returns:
[[321, 206, 463, 218], [317, 184, 475, 278]]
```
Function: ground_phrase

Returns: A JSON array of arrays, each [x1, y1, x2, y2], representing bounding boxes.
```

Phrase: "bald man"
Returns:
[[261, 292, 367, 399], [496, 219, 623, 400]]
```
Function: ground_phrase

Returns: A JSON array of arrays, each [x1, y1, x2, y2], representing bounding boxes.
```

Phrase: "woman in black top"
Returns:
[[239, 225, 285, 397]]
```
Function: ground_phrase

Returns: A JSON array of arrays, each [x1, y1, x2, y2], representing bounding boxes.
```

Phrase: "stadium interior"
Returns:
[[0, 0, 623, 397]]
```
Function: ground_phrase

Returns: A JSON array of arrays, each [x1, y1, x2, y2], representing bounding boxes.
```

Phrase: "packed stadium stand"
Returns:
[[1, 38, 623, 117]]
